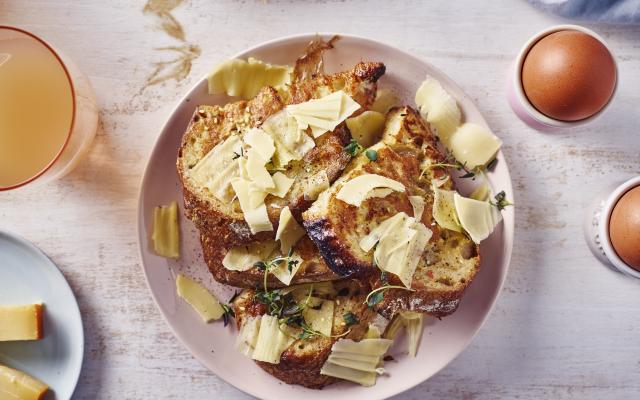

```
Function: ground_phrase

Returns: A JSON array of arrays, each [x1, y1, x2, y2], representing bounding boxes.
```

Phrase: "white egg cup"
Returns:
[[584, 176, 640, 279], [507, 24, 618, 131]]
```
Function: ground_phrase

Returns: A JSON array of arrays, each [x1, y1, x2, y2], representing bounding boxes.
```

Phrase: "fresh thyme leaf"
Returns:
[[460, 171, 475, 179], [366, 291, 385, 307], [254, 261, 267, 270], [221, 304, 235, 327], [232, 147, 244, 160], [343, 312, 359, 327], [344, 138, 364, 157], [365, 149, 378, 161], [491, 190, 513, 211], [486, 158, 498, 171]]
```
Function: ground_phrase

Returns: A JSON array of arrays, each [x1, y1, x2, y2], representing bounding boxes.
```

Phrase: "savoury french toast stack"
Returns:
[[176, 39, 482, 389]]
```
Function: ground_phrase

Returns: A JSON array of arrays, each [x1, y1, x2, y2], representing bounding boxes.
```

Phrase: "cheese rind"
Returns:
[[0, 304, 43, 341], [0, 365, 48, 400], [176, 274, 224, 322]]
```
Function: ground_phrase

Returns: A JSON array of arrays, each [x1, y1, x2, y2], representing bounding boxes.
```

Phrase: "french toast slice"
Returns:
[[232, 280, 377, 389], [303, 107, 480, 317], [178, 61, 386, 248], [201, 232, 341, 289]]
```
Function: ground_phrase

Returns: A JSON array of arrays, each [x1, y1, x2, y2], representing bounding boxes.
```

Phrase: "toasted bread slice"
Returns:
[[232, 280, 377, 389], [303, 107, 480, 317], [178, 62, 385, 248], [202, 232, 341, 289]]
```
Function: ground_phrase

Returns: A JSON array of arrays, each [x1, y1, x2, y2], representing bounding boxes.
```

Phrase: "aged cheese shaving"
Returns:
[[331, 338, 393, 356], [261, 110, 315, 168], [152, 201, 180, 259], [400, 311, 424, 357], [0, 365, 49, 400], [415, 77, 462, 145], [336, 174, 405, 207], [454, 193, 502, 244], [269, 254, 303, 286], [266, 172, 294, 198], [222, 240, 278, 272], [346, 110, 386, 147], [244, 128, 275, 161], [320, 362, 377, 387], [408, 195, 425, 220], [367, 212, 432, 288], [449, 123, 502, 169], [275, 207, 306, 255], [191, 135, 242, 203], [236, 316, 261, 357], [287, 90, 361, 138], [176, 274, 224, 322], [208, 57, 292, 99], [370, 88, 399, 114], [302, 299, 334, 337], [432, 188, 462, 232], [327, 356, 385, 374], [231, 179, 273, 234], [245, 148, 275, 190], [251, 315, 295, 364]]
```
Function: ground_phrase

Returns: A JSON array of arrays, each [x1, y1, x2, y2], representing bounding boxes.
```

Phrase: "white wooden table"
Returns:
[[2, 0, 639, 398]]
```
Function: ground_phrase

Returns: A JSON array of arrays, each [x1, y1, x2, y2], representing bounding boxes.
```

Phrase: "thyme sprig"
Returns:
[[232, 147, 245, 160], [365, 285, 414, 307], [421, 150, 478, 180]]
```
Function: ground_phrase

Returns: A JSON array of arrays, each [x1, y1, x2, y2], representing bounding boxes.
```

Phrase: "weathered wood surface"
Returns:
[[1, 0, 639, 398]]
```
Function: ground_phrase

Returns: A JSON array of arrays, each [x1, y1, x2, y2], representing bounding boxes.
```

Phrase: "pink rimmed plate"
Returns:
[[137, 33, 514, 400]]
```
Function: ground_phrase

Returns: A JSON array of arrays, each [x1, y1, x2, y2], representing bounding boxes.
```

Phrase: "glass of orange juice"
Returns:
[[0, 26, 98, 191]]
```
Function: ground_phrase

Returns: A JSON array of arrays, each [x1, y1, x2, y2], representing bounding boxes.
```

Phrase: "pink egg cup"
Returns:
[[507, 24, 618, 131]]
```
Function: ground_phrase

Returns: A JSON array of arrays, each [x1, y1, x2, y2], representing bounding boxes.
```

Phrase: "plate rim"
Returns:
[[136, 32, 514, 400], [0, 229, 85, 400]]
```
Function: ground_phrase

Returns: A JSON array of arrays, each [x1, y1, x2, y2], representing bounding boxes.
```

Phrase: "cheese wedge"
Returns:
[[336, 174, 405, 207], [0, 304, 43, 341], [176, 274, 224, 322], [151, 201, 180, 259], [0, 365, 48, 400]]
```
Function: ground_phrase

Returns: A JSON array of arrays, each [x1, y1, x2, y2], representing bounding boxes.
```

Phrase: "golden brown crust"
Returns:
[[302, 107, 481, 318], [178, 62, 386, 248]]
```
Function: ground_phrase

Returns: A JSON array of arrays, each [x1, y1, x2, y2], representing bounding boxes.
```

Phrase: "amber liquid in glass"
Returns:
[[0, 35, 74, 188]]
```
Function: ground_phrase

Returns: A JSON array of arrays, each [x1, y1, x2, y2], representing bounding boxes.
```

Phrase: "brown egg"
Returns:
[[522, 30, 616, 121], [609, 185, 640, 270]]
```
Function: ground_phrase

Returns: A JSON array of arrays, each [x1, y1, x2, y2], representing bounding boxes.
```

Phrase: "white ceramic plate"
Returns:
[[0, 230, 84, 400], [137, 33, 514, 400]]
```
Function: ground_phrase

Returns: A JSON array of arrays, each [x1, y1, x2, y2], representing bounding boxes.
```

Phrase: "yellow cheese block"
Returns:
[[0, 365, 48, 400], [176, 274, 224, 323], [0, 304, 43, 341]]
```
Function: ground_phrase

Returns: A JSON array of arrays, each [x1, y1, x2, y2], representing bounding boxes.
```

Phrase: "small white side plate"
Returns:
[[0, 230, 84, 400]]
